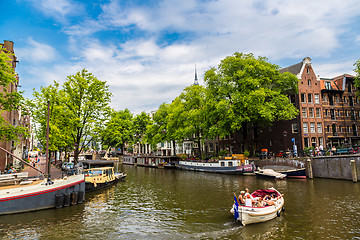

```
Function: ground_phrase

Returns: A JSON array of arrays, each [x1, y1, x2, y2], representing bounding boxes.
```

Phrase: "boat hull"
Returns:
[[279, 168, 306, 179], [177, 162, 255, 174], [0, 174, 85, 215]]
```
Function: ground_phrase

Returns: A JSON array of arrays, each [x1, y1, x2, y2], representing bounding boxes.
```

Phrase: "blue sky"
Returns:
[[1, 0, 360, 114]]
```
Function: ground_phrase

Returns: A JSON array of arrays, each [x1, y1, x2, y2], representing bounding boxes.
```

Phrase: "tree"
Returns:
[[204, 52, 299, 151], [30, 82, 73, 157], [0, 51, 29, 142], [354, 59, 360, 90], [101, 109, 133, 154], [63, 69, 112, 163], [133, 112, 152, 154], [172, 85, 207, 157]]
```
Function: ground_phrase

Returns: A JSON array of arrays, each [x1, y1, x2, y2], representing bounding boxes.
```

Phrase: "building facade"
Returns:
[[0, 40, 30, 171]]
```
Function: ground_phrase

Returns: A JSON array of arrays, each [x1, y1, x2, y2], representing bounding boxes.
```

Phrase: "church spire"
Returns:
[[194, 65, 199, 85]]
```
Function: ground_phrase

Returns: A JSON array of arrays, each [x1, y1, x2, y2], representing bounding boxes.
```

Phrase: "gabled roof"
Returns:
[[280, 57, 312, 78], [280, 62, 303, 75]]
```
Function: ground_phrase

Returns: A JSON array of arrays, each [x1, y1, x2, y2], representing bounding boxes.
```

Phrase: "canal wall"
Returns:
[[310, 155, 360, 181], [253, 155, 360, 182]]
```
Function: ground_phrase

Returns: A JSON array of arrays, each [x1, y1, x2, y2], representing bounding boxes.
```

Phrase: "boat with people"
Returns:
[[177, 157, 256, 175], [83, 166, 126, 192], [230, 187, 285, 226], [255, 168, 287, 179]]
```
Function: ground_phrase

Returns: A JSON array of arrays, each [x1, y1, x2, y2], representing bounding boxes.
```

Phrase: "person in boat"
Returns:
[[238, 191, 246, 205], [244, 194, 256, 207], [262, 195, 275, 206]]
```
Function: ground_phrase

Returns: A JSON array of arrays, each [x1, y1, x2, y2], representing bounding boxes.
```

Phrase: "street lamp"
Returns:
[[283, 130, 287, 151]]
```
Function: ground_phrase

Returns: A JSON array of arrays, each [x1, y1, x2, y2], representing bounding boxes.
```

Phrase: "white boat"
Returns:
[[231, 188, 285, 226], [254, 168, 286, 179]]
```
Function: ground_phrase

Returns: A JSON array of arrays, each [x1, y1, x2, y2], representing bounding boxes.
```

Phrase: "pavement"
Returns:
[[22, 156, 63, 179]]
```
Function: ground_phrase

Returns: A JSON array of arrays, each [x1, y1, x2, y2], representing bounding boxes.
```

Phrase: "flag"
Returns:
[[233, 193, 239, 221]]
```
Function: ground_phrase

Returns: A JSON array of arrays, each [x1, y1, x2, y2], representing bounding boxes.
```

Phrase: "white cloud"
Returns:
[[25, 0, 84, 22], [16, 38, 57, 63], [18, 0, 360, 114]]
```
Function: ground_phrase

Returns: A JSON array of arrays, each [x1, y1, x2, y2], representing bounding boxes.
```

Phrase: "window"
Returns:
[[330, 109, 335, 120], [325, 81, 331, 90], [308, 79, 311, 86], [351, 110, 356, 120], [308, 94, 313, 103], [309, 108, 314, 118], [344, 96, 348, 103], [310, 122, 316, 133], [228, 162, 233, 167], [335, 96, 339, 103], [316, 108, 321, 118], [289, 95, 296, 104], [327, 125, 330, 132], [339, 126, 342, 133], [325, 109, 328, 117], [311, 137, 316, 148], [304, 138, 309, 148], [303, 123, 308, 133], [348, 126, 351, 133], [347, 111, 350, 117], [220, 162, 225, 167], [348, 83, 352, 93], [314, 94, 320, 104], [302, 108, 307, 118], [292, 123, 298, 133], [301, 93, 306, 103], [317, 123, 323, 133], [329, 95, 334, 106], [323, 95, 327, 102], [338, 110, 341, 117], [318, 137, 324, 147]]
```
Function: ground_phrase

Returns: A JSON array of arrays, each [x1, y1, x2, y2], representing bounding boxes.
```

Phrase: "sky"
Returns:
[[1, 0, 360, 114]]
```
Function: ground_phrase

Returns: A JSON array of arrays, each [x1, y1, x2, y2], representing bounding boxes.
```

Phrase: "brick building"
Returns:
[[0, 40, 30, 171], [321, 74, 359, 148]]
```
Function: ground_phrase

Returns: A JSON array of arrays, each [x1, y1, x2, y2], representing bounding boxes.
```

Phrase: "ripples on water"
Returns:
[[1, 165, 360, 239]]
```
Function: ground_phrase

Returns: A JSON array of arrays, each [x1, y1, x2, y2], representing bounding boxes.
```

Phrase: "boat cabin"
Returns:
[[83, 167, 115, 184]]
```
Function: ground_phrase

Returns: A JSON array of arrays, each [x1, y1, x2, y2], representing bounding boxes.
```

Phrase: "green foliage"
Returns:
[[354, 59, 360, 92], [218, 149, 229, 157], [204, 52, 299, 139], [244, 150, 250, 157], [100, 109, 133, 152], [0, 51, 29, 142], [30, 69, 112, 163]]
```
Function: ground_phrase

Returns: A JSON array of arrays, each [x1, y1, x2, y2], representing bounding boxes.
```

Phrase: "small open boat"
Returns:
[[83, 167, 126, 192], [230, 188, 285, 226], [255, 168, 286, 179]]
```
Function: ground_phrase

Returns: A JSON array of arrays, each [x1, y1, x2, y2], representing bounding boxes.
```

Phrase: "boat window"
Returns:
[[228, 162, 233, 167], [84, 170, 103, 176], [220, 162, 225, 167]]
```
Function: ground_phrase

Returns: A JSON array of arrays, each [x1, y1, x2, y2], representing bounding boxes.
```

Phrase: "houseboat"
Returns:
[[177, 158, 256, 174], [0, 174, 85, 215]]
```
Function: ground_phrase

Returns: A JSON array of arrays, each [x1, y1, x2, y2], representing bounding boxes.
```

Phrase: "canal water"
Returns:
[[1, 164, 360, 239]]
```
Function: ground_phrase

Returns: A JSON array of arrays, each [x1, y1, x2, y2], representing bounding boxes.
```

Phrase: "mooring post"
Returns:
[[350, 160, 358, 183], [307, 158, 313, 179]]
